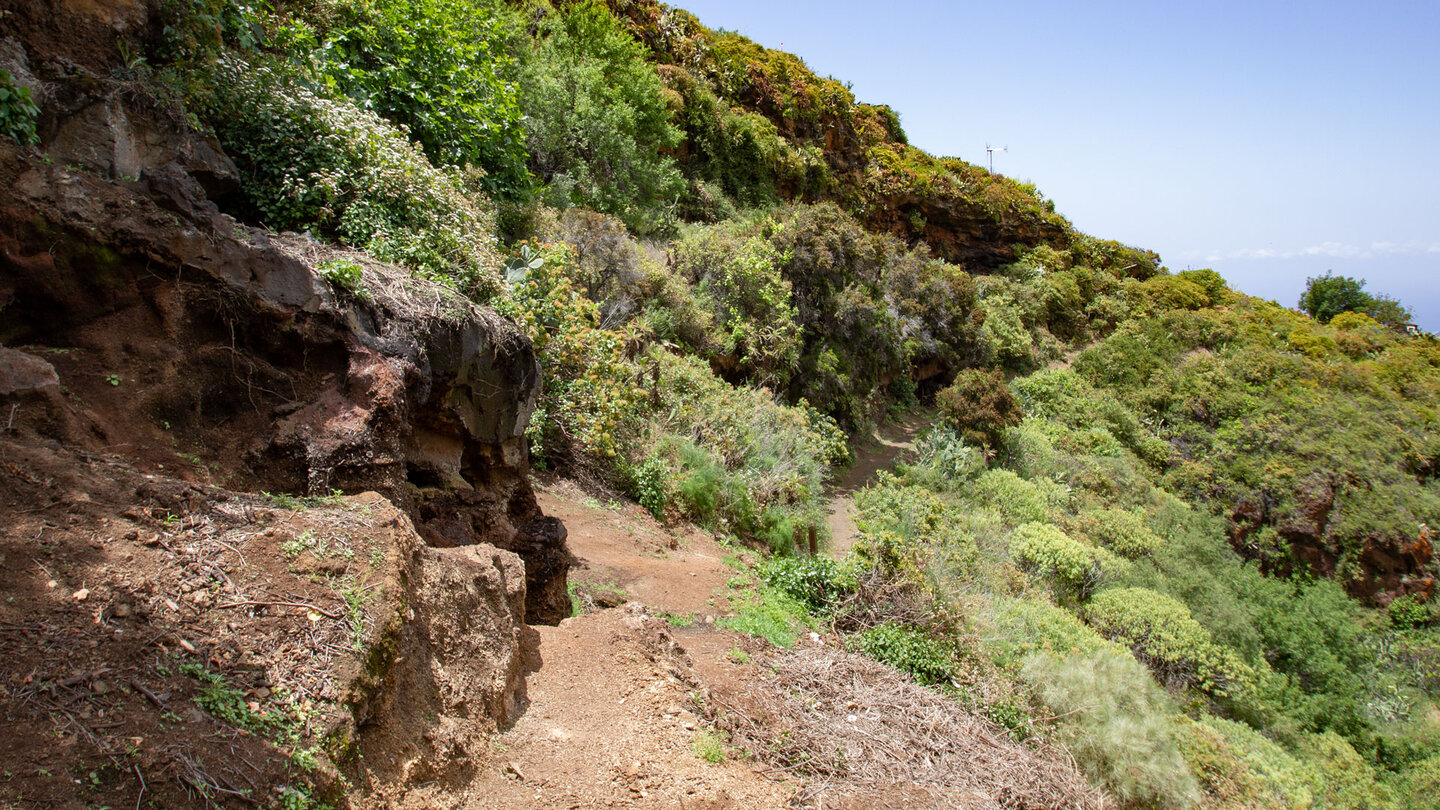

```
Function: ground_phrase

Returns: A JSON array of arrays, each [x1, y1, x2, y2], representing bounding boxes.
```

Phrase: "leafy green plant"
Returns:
[[758, 555, 857, 614], [181, 662, 278, 736], [202, 57, 502, 296], [306, 0, 530, 198], [1390, 595, 1430, 629], [850, 623, 956, 687], [519, 1, 683, 234], [317, 258, 365, 295], [982, 596, 1121, 669], [0, 70, 39, 145], [626, 456, 669, 520]]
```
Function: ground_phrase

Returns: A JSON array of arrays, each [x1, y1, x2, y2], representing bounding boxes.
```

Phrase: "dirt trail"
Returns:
[[452, 412, 938, 808], [416, 480, 793, 809], [825, 412, 932, 555]]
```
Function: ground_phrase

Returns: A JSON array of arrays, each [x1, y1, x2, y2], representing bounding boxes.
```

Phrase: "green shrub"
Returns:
[[855, 474, 973, 561], [905, 424, 985, 489], [982, 596, 1120, 668], [850, 623, 956, 687], [979, 293, 1034, 368], [316, 258, 365, 295], [1297, 732, 1398, 809], [1299, 272, 1376, 324], [1008, 522, 1114, 598], [1248, 577, 1377, 738], [626, 456, 669, 520], [203, 57, 501, 295], [519, 1, 684, 233], [1173, 715, 1273, 808], [698, 231, 802, 387], [759, 555, 857, 614], [0, 70, 39, 145], [1087, 587, 1256, 702], [1021, 650, 1200, 808], [1390, 595, 1430, 629], [1198, 715, 1315, 808], [305, 0, 530, 198], [1396, 753, 1440, 810], [498, 248, 646, 462], [970, 469, 1056, 524], [1074, 507, 1164, 559]]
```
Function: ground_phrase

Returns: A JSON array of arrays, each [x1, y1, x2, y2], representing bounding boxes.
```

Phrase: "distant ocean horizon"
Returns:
[[1204, 255, 1438, 334]]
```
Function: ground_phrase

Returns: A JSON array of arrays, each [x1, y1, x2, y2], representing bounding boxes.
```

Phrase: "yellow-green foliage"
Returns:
[[1022, 650, 1201, 808], [1074, 299, 1440, 580], [1298, 732, 1397, 809], [1008, 522, 1116, 596], [1397, 753, 1440, 810], [982, 596, 1122, 668], [1173, 716, 1273, 809], [695, 229, 802, 386], [854, 474, 975, 570], [970, 469, 1064, 524], [1193, 716, 1315, 809], [1073, 507, 1165, 559], [1087, 587, 1256, 703], [499, 246, 645, 461], [1173, 715, 1331, 809]]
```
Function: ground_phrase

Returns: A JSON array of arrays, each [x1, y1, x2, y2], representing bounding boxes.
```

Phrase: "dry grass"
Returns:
[[702, 646, 1105, 809]]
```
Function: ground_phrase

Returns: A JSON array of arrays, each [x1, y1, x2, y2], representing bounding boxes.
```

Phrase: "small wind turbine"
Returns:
[[986, 144, 1007, 173]]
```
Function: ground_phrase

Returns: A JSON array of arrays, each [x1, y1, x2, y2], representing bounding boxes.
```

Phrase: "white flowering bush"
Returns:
[[205, 58, 502, 297]]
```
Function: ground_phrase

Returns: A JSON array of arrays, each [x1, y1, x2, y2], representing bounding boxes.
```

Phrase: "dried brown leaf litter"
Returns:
[[702, 646, 1105, 810]]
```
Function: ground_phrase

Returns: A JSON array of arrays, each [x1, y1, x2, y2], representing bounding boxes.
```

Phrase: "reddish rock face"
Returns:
[[1227, 475, 1435, 603], [0, 29, 568, 620]]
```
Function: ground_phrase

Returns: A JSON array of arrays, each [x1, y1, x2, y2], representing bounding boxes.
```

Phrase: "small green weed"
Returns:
[[317, 258, 367, 297], [718, 586, 811, 648], [181, 662, 276, 736], [659, 611, 696, 628], [281, 530, 321, 560], [692, 730, 728, 763], [340, 582, 370, 650]]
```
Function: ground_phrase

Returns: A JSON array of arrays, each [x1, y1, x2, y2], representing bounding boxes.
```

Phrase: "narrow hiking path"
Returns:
[[448, 413, 938, 808], [825, 411, 932, 555]]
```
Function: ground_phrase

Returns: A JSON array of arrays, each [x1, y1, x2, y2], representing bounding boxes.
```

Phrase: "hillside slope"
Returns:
[[2, 0, 1440, 808]]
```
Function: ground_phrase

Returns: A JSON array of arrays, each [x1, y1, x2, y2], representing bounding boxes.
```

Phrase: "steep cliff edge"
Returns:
[[0, 2, 572, 803], [0, 130, 569, 623]]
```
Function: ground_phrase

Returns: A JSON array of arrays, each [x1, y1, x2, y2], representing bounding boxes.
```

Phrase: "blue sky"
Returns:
[[674, 0, 1440, 328]]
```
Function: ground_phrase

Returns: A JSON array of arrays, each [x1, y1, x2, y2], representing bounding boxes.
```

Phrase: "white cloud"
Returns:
[[1185, 240, 1440, 263]]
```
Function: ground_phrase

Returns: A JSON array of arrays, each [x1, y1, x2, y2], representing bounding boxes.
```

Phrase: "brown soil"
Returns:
[[0, 434, 403, 809], [537, 481, 736, 618], [825, 413, 930, 555], [396, 481, 799, 809]]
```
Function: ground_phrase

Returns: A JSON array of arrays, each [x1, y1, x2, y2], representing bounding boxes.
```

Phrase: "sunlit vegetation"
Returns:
[[135, 0, 1440, 804]]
